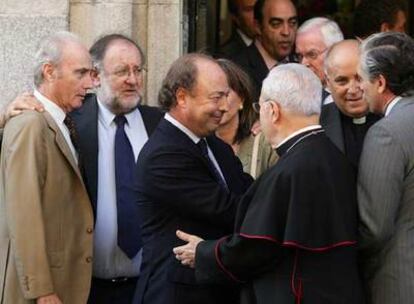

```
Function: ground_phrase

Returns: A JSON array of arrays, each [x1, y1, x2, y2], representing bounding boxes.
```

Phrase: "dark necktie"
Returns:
[[63, 115, 84, 173], [64, 115, 80, 154], [197, 139, 229, 192], [114, 115, 142, 258]]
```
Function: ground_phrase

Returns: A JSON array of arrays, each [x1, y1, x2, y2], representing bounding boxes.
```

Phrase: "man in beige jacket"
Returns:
[[0, 31, 94, 304]]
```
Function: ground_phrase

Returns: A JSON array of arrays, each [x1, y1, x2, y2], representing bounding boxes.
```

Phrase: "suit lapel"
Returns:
[[43, 111, 83, 182]]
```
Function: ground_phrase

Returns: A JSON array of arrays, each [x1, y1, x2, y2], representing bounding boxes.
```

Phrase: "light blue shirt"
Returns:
[[93, 100, 148, 278]]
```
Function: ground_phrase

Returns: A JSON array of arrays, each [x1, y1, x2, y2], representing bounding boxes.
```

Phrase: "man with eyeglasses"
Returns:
[[295, 17, 344, 106], [1, 34, 163, 304]]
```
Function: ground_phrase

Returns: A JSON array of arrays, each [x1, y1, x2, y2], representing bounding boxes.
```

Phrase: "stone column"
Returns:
[[0, 0, 69, 108], [145, 0, 182, 106]]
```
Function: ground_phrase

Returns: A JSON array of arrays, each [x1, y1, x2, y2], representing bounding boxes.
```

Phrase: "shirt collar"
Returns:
[[33, 89, 66, 124], [276, 125, 322, 149], [97, 98, 139, 128], [164, 113, 201, 144], [385, 96, 402, 117], [237, 29, 253, 46]]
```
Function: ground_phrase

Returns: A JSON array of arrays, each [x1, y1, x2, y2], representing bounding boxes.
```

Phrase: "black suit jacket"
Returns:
[[133, 118, 253, 304], [217, 30, 249, 59], [231, 43, 269, 101], [70, 93, 163, 215]]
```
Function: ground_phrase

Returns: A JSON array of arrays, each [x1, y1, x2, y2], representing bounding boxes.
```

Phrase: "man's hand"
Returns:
[[4, 92, 44, 123], [36, 293, 62, 304], [173, 230, 203, 268]]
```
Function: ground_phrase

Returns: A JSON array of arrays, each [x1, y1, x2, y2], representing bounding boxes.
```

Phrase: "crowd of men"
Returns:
[[0, 0, 412, 303]]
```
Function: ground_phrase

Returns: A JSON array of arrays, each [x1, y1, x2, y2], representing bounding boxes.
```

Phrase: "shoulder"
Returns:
[[138, 104, 163, 119]]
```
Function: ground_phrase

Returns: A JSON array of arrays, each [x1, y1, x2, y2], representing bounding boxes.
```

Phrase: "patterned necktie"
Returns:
[[197, 138, 229, 192], [114, 115, 142, 258], [63, 115, 80, 153]]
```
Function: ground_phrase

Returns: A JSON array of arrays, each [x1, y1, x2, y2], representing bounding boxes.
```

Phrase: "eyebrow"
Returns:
[[268, 16, 298, 23]]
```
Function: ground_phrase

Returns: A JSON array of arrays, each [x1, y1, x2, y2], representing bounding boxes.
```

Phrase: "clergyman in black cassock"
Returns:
[[174, 63, 364, 304]]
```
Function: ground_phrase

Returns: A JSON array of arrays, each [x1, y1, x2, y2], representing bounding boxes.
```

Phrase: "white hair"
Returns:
[[260, 63, 322, 115], [297, 17, 344, 48], [33, 31, 82, 88]]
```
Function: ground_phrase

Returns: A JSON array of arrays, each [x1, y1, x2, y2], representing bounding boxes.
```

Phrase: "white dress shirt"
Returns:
[[385, 96, 402, 117], [93, 100, 148, 278], [164, 113, 227, 184], [33, 90, 78, 162]]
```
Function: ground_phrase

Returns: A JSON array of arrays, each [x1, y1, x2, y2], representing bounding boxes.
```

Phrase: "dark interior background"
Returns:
[[183, 0, 412, 54]]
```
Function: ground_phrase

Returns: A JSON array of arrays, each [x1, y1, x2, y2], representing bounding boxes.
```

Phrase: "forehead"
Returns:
[[194, 60, 228, 92], [328, 46, 359, 76], [103, 40, 142, 66], [263, 0, 296, 19], [296, 29, 325, 50], [60, 41, 91, 68]]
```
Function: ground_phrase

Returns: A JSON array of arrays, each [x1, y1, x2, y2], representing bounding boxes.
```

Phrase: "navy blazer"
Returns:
[[70, 93, 163, 215], [133, 118, 253, 304]]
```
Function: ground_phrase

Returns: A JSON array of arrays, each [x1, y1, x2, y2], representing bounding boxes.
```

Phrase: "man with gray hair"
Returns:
[[295, 17, 343, 105], [0, 31, 94, 303], [357, 32, 414, 304], [173, 63, 363, 303]]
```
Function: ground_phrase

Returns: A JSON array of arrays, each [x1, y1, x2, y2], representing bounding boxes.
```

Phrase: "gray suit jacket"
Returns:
[[358, 96, 414, 304]]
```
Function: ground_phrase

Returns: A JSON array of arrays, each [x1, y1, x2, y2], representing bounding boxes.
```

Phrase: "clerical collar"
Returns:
[[385, 96, 402, 117], [276, 125, 323, 156]]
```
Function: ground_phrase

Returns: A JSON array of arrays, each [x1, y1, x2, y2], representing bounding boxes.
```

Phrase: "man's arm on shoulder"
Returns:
[[2, 112, 55, 299]]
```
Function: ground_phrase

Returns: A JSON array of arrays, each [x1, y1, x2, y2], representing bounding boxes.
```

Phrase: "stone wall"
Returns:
[[0, 0, 182, 109], [0, 0, 69, 109]]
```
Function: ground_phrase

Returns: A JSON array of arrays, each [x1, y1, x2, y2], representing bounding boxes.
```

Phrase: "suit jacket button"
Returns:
[[86, 228, 93, 234], [86, 256, 93, 263]]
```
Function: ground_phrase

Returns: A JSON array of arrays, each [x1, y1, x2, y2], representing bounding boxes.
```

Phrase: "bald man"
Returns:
[[320, 40, 380, 169]]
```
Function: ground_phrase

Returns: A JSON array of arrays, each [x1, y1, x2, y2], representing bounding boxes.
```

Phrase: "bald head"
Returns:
[[324, 39, 359, 74], [325, 40, 367, 118]]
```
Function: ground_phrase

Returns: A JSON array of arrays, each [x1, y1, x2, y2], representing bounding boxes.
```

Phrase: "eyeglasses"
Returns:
[[111, 66, 146, 79], [296, 48, 327, 62], [252, 102, 261, 113]]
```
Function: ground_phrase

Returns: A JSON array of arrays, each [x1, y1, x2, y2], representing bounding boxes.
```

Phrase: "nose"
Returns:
[[300, 56, 310, 67], [348, 79, 361, 94], [281, 23, 290, 36], [84, 72, 94, 90], [125, 70, 140, 85], [218, 95, 229, 113]]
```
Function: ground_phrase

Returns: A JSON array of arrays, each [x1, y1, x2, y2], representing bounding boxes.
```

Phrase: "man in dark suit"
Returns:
[[321, 39, 379, 169], [72, 34, 162, 304], [133, 53, 253, 304], [218, 0, 256, 59], [358, 32, 414, 304], [1, 34, 163, 304], [232, 0, 298, 100]]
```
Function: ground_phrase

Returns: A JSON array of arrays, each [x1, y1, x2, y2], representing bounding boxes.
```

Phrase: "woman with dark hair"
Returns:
[[215, 59, 277, 178]]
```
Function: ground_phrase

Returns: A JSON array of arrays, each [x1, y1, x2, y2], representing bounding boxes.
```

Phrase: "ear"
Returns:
[[380, 22, 392, 32], [176, 88, 188, 108], [270, 102, 280, 124], [377, 74, 387, 94], [42, 63, 56, 82]]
